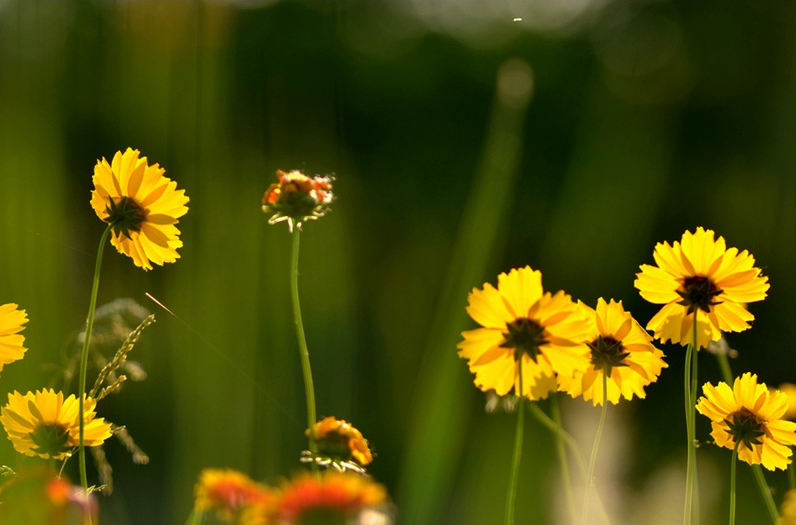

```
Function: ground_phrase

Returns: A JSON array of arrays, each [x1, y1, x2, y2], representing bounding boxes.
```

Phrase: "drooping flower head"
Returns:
[[262, 170, 333, 231], [91, 148, 189, 271], [305, 417, 373, 472], [0, 303, 28, 374], [558, 298, 667, 406], [635, 227, 769, 348], [0, 389, 112, 460], [270, 471, 387, 525], [0, 468, 97, 525], [696, 373, 796, 470], [458, 266, 593, 400], [194, 468, 272, 523]]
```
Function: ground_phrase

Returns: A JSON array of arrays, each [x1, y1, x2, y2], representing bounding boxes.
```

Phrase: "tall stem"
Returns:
[[290, 229, 318, 464], [551, 395, 578, 525], [581, 372, 608, 525], [714, 348, 778, 523], [505, 359, 525, 525], [78, 224, 111, 496], [684, 311, 699, 525], [729, 445, 738, 525]]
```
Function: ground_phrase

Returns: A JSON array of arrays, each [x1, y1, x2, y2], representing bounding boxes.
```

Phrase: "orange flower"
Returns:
[[262, 170, 333, 230], [194, 469, 272, 523], [308, 417, 373, 468]]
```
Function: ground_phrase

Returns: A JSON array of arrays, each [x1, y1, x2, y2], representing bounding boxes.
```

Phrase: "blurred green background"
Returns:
[[1, 1, 796, 524]]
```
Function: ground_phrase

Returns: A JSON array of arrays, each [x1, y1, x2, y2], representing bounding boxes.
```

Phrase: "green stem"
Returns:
[[505, 360, 525, 525], [290, 228, 318, 467], [751, 463, 779, 524], [729, 445, 738, 525], [551, 395, 578, 525], [78, 225, 112, 497], [684, 311, 699, 525], [789, 462, 796, 490], [713, 352, 778, 522], [581, 372, 608, 525]]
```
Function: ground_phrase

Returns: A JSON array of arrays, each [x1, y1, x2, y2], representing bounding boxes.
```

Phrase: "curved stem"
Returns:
[[751, 464, 779, 524], [290, 229, 318, 467], [729, 445, 738, 525], [581, 372, 608, 525], [551, 395, 578, 525], [684, 311, 699, 525], [505, 359, 525, 525], [78, 224, 112, 497]]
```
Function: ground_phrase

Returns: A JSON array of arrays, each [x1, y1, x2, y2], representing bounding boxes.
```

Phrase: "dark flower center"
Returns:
[[29, 422, 72, 457], [105, 196, 147, 240], [314, 430, 353, 460], [588, 336, 630, 375], [500, 317, 548, 363], [724, 407, 766, 451], [676, 276, 723, 314]]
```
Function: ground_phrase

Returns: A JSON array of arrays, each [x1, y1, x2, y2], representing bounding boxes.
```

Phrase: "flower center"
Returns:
[[724, 407, 766, 451], [104, 196, 147, 240], [588, 335, 629, 375], [315, 430, 353, 460], [500, 317, 548, 363], [676, 276, 723, 314], [29, 422, 72, 457]]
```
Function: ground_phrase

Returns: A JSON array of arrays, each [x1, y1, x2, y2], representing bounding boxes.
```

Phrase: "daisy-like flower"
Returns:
[[635, 227, 769, 348], [90, 148, 189, 271], [305, 417, 373, 471], [270, 471, 387, 525], [194, 469, 272, 523], [0, 390, 112, 460], [558, 298, 668, 406], [0, 303, 28, 374], [457, 266, 593, 400], [696, 373, 796, 471], [262, 169, 333, 230], [778, 489, 796, 525]]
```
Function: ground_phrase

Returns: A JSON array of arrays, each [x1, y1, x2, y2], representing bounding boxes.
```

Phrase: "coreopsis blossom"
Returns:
[[271, 471, 387, 525], [777, 383, 796, 421], [696, 373, 796, 470], [558, 298, 667, 406], [305, 417, 373, 472], [778, 489, 796, 525], [634, 227, 769, 348], [262, 170, 333, 230], [0, 390, 112, 460], [194, 468, 271, 524], [0, 303, 28, 374], [90, 148, 189, 270], [458, 266, 593, 400]]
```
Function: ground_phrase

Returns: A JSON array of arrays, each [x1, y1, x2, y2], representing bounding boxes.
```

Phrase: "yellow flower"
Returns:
[[307, 417, 373, 467], [778, 383, 796, 421], [458, 266, 593, 400], [635, 227, 769, 348], [194, 468, 272, 523], [696, 373, 796, 471], [0, 303, 28, 374], [0, 389, 112, 460], [90, 148, 189, 271], [558, 298, 668, 406], [271, 471, 386, 525], [778, 489, 796, 525], [262, 169, 333, 230]]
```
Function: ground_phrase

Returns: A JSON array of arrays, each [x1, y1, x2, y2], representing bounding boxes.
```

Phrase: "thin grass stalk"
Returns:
[[78, 224, 112, 501], [581, 372, 608, 525], [550, 395, 578, 525], [290, 227, 318, 467], [713, 348, 779, 523], [505, 359, 525, 525], [790, 463, 796, 490]]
